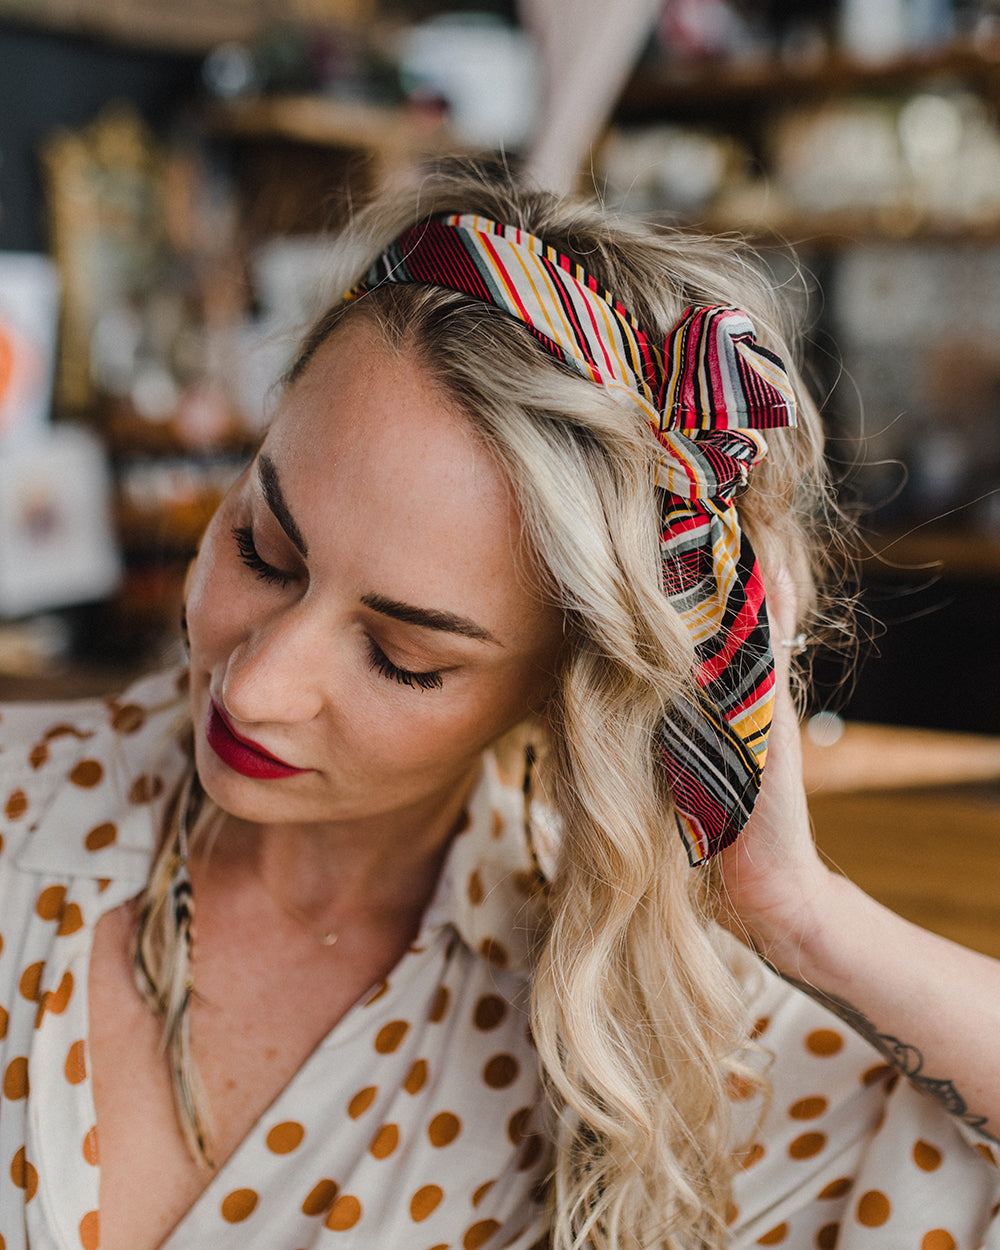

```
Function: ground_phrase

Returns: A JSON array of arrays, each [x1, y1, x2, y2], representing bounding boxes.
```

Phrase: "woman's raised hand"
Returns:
[[716, 570, 832, 969]]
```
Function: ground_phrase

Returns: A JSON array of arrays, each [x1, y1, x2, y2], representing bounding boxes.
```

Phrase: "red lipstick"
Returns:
[[206, 701, 309, 780]]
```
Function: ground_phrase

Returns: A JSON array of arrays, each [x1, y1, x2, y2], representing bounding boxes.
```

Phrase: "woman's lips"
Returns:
[[206, 701, 309, 780]]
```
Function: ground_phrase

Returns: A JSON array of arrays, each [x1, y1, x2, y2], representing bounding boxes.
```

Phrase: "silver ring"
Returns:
[[780, 632, 808, 657]]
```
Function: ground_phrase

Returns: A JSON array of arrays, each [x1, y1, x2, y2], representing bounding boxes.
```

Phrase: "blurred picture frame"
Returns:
[[0, 252, 61, 444]]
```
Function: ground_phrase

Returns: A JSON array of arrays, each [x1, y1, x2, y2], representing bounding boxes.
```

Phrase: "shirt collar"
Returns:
[[14, 668, 190, 887]]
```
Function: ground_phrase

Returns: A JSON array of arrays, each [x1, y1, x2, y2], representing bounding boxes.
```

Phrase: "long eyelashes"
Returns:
[[232, 525, 293, 588], [366, 640, 444, 691], [232, 524, 444, 691]]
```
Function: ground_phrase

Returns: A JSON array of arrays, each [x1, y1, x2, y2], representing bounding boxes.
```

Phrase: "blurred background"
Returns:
[[2, 0, 1000, 948], [4, 0, 1000, 722]]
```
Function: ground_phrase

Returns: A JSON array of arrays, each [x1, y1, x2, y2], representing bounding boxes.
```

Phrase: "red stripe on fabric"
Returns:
[[478, 232, 533, 324], [726, 668, 775, 719], [695, 567, 766, 684], [401, 222, 492, 302]]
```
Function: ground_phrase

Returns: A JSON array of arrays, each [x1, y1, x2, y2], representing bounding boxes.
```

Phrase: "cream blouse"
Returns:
[[1, 669, 999, 1249]]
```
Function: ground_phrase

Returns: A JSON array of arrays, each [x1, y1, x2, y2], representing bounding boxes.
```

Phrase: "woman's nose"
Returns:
[[220, 604, 327, 726]]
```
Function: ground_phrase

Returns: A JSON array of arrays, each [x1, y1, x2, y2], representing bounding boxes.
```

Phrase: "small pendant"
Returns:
[[318, 931, 338, 947]]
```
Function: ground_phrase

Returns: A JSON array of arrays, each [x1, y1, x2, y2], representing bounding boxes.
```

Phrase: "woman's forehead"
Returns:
[[262, 324, 557, 645]]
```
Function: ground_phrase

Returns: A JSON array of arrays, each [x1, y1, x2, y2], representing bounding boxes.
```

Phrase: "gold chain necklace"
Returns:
[[254, 871, 339, 947]]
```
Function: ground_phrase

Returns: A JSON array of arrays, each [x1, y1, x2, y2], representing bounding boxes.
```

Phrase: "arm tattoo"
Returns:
[[779, 972, 994, 1140]]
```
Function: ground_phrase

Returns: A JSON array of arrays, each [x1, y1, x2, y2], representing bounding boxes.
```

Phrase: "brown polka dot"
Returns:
[[82, 1127, 99, 1166], [347, 1086, 377, 1118], [490, 810, 504, 839], [37, 884, 68, 921], [374, 1020, 409, 1054], [788, 1131, 827, 1160], [266, 1121, 305, 1154], [4, 790, 27, 820], [38, 970, 74, 1019], [464, 1219, 501, 1249], [428, 1112, 461, 1147], [507, 1106, 532, 1145], [805, 1028, 844, 1057], [302, 1179, 338, 1216], [404, 1059, 428, 1095], [221, 1188, 258, 1222], [3, 1056, 29, 1099], [861, 1062, 894, 1086], [789, 1095, 828, 1120], [369, 1123, 399, 1159], [474, 994, 507, 1030], [410, 1184, 444, 1221], [518, 1133, 544, 1171], [726, 1072, 756, 1101], [756, 1224, 787, 1245], [79, 1210, 100, 1250], [11, 1146, 38, 1199], [472, 1179, 495, 1207], [128, 773, 163, 804], [483, 1053, 520, 1089], [429, 985, 450, 1023], [467, 870, 485, 905], [976, 1142, 998, 1167], [856, 1190, 891, 1226], [913, 1139, 943, 1172], [84, 822, 117, 852], [65, 1039, 87, 1085], [751, 1015, 770, 1038], [19, 961, 43, 1002], [325, 1194, 362, 1231], [478, 937, 509, 967], [56, 902, 84, 936], [70, 759, 103, 788], [0, 1005, 7, 1040], [922, 1232, 956, 1250], [740, 1142, 765, 1170], [111, 703, 146, 734], [816, 1224, 840, 1250], [818, 1177, 853, 1200], [29, 742, 49, 769], [512, 868, 540, 897]]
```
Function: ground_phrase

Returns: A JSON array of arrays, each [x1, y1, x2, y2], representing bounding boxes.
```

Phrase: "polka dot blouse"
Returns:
[[2, 670, 999, 1249]]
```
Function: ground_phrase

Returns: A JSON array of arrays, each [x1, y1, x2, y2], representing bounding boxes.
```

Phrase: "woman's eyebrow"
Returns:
[[258, 454, 308, 557], [361, 593, 500, 645]]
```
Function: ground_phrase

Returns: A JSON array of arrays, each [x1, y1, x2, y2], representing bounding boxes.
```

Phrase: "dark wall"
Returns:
[[0, 22, 201, 251], [811, 575, 1000, 734]]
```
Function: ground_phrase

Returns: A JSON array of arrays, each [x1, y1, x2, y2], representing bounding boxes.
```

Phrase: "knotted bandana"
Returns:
[[345, 214, 797, 864]]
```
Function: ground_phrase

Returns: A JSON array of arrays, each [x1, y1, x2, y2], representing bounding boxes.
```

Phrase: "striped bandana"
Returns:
[[346, 214, 798, 864]]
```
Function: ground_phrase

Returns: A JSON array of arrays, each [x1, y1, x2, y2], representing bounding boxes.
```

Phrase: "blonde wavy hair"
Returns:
[[137, 161, 840, 1246]]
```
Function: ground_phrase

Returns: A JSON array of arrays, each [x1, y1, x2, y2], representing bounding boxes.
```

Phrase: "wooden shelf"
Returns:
[[618, 37, 1000, 122], [205, 94, 460, 164]]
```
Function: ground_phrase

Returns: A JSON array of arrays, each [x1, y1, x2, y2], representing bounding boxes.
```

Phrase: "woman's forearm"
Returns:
[[758, 867, 1000, 1141]]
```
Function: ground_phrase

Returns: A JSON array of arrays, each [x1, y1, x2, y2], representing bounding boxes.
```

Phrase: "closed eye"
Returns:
[[366, 638, 444, 691], [232, 525, 295, 588]]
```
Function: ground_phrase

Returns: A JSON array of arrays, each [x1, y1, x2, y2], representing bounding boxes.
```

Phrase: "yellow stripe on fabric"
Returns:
[[500, 234, 596, 379]]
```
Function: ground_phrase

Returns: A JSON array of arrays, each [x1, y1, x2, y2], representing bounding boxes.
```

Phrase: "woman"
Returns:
[[2, 164, 998, 1250]]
